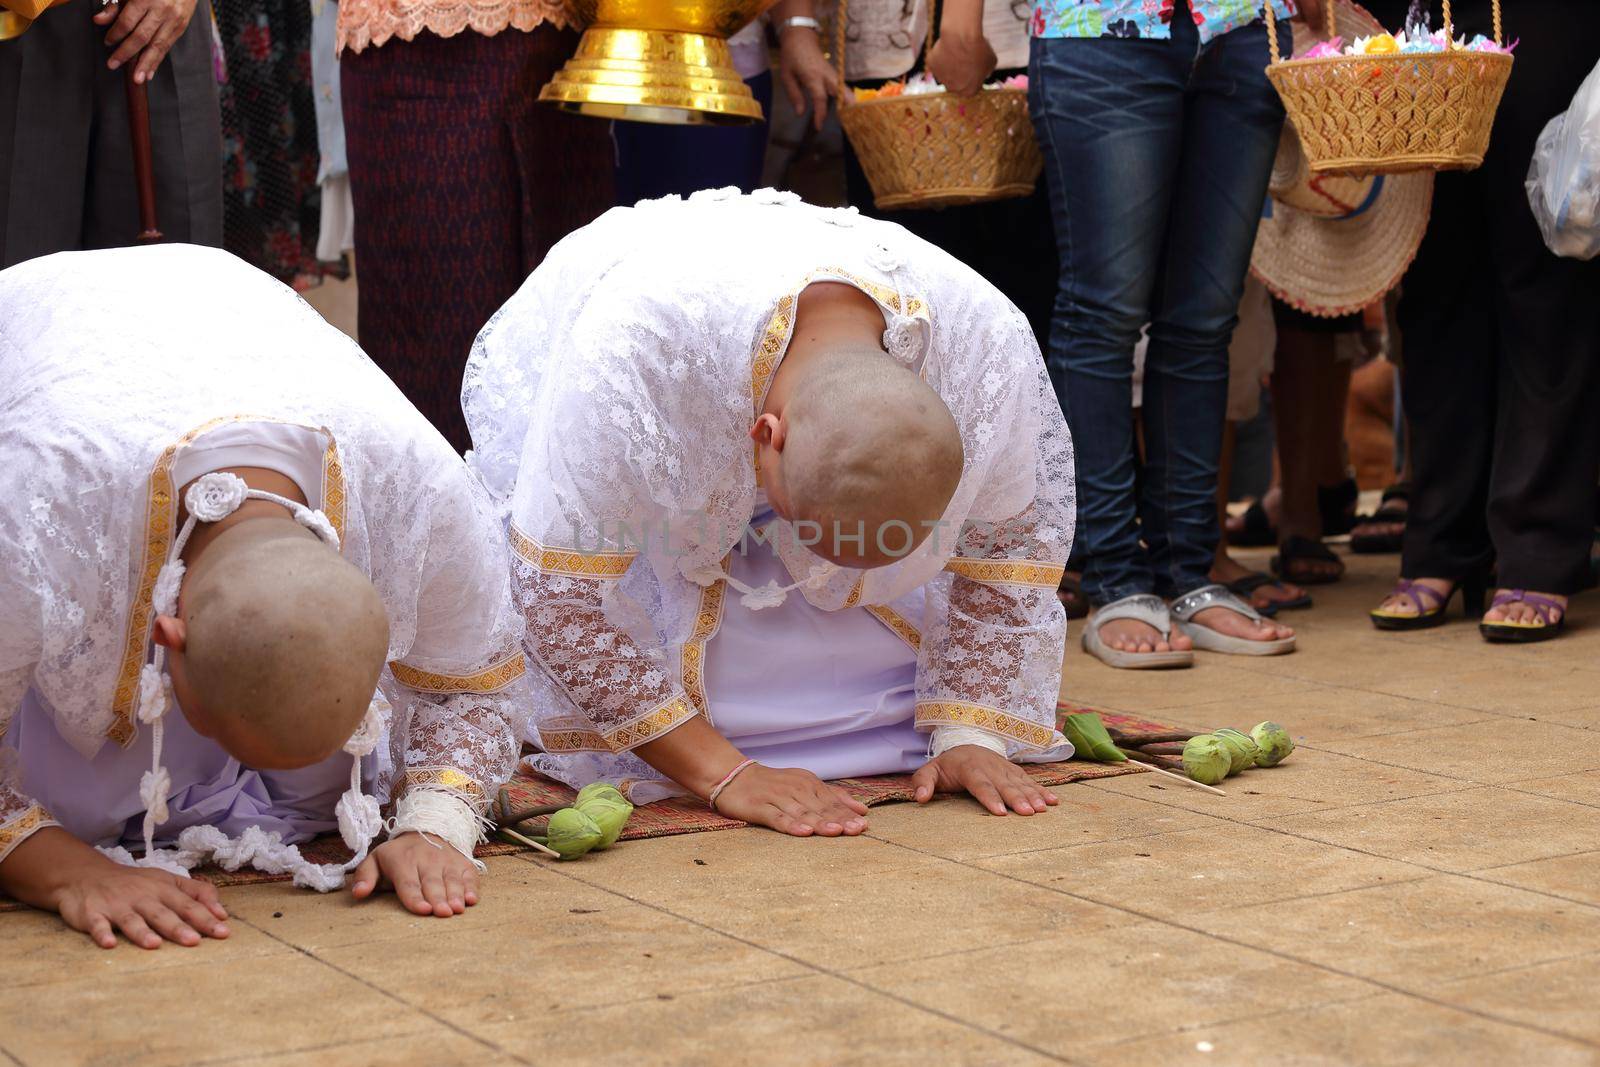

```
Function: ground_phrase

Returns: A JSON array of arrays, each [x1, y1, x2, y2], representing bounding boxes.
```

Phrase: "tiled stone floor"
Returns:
[[5, 553, 1598, 1066]]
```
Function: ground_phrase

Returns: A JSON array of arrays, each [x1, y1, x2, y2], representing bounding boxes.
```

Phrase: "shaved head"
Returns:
[[171, 519, 389, 768], [777, 347, 964, 567]]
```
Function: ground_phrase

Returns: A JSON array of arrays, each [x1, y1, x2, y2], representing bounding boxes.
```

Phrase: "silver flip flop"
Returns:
[[1170, 584, 1296, 656], [1082, 594, 1195, 670]]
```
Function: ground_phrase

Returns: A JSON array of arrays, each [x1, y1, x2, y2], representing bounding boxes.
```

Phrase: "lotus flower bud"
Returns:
[[545, 807, 604, 860], [1211, 728, 1261, 775], [581, 796, 633, 849], [1249, 721, 1295, 767], [1182, 735, 1232, 786], [575, 782, 627, 809]]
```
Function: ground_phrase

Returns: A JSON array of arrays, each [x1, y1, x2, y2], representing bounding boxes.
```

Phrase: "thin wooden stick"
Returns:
[[1119, 749, 1228, 797], [495, 803, 566, 828], [496, 826, 562, 858], [123, 67, 162, 242]]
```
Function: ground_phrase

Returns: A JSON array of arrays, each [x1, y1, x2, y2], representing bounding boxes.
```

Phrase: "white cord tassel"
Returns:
[[388, 789, 488, 872]]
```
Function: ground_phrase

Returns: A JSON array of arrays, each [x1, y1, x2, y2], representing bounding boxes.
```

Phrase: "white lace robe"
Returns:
[[464, 189, 1077, 790], [0, 245, 525, 862]]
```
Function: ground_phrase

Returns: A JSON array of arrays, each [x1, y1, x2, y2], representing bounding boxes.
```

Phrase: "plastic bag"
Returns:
[[1527, 59, 1600, 261]]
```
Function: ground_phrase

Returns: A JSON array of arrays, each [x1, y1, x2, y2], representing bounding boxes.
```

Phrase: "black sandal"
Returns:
[[1272, 535, 1346, 586], [1225, 572, 1313, 616], [1318, 477, 1359, 538], [1057, 572, 1089, 620], [1230, 500, 1277, 547], [1351, 484, 1409, 555]]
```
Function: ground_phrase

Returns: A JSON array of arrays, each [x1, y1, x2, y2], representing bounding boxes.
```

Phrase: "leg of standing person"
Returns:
[[1029, 30, 1191, 658], [1381, 165, 1496, 623], [1269, 315, 1352, 586], [84, 0, 223, 251], [342, 28, 613, 454], [1141, 11, 1293, 647], [1474, 0, 1600, 636]]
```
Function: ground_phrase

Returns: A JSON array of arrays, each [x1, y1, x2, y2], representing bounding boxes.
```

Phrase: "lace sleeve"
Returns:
[[394, 687, 522, 818], [914, 503, 1069, 759], [0, 782, 58, 864]]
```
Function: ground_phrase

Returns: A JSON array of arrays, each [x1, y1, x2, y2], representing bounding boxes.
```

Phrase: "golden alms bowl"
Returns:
[[540, 0, 778, 125]]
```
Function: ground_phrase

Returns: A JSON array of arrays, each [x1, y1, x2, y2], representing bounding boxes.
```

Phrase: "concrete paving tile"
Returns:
[[1084, 992, 1599, 1067], [224, 855, 620, 952], [976, 824, 1430, 920], [847, 921, 1371, 1057], [1529, 704, 1600, 732], [1313, 719, 1600, 785], [313, 889, 808, 1031], [3, 951, 421, 1067], [861, 785, 1216, 863], [472, 974, 1062, 1067], [0, 897, 292, 990], [1170, 687, 1494, 741], [185, 1029, 512, 1067], [1363, 661, 1599, 717], [1475, 851, 1600, 908], [1434, 952, 1600, 1046], [1262, 787, 1600, 874], [1060, 652, 1326, 716], [1083, 746, 1464, 822], [1506, 770, 1600, 809], [1209, 875, 1600, 989]]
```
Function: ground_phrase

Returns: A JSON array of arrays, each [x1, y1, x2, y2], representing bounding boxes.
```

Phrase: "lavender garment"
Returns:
[[5, 686, 366, 850]]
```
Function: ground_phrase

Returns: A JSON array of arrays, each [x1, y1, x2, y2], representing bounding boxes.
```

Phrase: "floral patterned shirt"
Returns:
[[1031, 0, 1296, 43]]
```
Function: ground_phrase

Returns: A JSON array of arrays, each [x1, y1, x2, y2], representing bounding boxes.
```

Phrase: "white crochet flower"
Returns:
[[689, 186, 738, 203], [342, 698, 386, 757], [882, 314, 922, 365], [136, 663, 168, 723], [634, 193, 683, 209], [151, 559, 185, 617], [752, 187, 801, 207], [185, 472, 250, 523], [140, 766, 172, 825], [295, 507, 341, 549], [823, 206, 861, 228], [739, 580, 790, 610], [335, 789, 384, 851], [867, 242, 902, 273]]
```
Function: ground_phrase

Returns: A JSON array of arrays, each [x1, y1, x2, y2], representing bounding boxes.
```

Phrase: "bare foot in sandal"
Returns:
[[1097, 618, 1194, 655], [1187, 607, 1295, 644], [1211, 551, 1309, 614]]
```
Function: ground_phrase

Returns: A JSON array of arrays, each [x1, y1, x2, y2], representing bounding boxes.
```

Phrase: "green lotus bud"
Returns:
[[1211, 727, 1261, 775], [1182, 735, 1232, 786], [1249, 721, 1295, 767], [580, 795, 632, 849], [575, 782, 628, 809], [544, 807, 603, 860]]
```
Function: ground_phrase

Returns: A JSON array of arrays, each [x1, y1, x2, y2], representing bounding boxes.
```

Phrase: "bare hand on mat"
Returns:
[[712, 764, 871, 837], [912, 746, 1059, 816], [95, 0, 199, 86], [351, 831, 480, 918], [0, 826, 229, 949]]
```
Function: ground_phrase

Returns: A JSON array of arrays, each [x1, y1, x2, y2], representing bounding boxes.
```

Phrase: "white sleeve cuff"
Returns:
[[930, 724, 1010, 759]]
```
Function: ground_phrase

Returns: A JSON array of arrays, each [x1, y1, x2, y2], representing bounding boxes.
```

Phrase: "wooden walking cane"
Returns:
[[123, 67, 162, 242]]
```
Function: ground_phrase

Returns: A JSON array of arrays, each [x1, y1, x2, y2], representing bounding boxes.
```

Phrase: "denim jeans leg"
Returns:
[[1029, 34, 1187, 607], [1140, 18, 1287, 599]]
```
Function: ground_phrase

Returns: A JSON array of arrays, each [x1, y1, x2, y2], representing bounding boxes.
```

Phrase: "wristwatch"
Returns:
[[778, 15, 822, 34]]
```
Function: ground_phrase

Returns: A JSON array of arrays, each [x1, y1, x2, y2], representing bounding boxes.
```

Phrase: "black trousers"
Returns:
[[0, 0, 222, 267], [1398, 0, 1600, 594]]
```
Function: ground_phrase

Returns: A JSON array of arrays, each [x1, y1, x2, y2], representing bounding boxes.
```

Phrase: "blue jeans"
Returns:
[[611, 72, 774, 203], [1029, 11, 1285, 606]]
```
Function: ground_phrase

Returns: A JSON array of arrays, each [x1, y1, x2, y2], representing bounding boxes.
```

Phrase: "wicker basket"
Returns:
[[1264, 0, 1513, 177], [833, 0, 1042, 211]]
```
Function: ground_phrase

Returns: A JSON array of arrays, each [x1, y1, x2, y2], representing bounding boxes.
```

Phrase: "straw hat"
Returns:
[[1249, 0, 1434, 317]]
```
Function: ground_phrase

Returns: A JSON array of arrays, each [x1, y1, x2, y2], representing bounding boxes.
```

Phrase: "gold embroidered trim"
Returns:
[[607, 695, 698, 751], [865, 605, 922, 652], [401, 768, 486, 805], [390, 652, 527, 695], [509, 525, 636, 579], [842, 577, 866, 609], [945, 558, 1066, 589], [113, 415, 345, 745], [914, 700, 1056, 749], [538, 725, 612, 753], [681, 564, 729, 718], [0, 804, 58, 860]]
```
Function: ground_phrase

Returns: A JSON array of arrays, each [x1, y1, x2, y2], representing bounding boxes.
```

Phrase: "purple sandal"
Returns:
[[1370, 577, 1486, 632], [1480, 590, 1568, 643]]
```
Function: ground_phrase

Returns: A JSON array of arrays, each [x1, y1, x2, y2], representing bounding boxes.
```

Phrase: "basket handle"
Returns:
[[834, 0, 941, 96], [1267, 0, 1504, 62]]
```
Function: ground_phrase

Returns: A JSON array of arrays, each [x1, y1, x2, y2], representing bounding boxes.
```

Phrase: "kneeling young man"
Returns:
[[465, 189, 1076, 837], [0, 246, 525, 947]]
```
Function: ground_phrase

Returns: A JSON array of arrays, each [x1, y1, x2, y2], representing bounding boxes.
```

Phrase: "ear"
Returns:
[[152, 615, 187, 654], [749, 413, 779, 447]]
